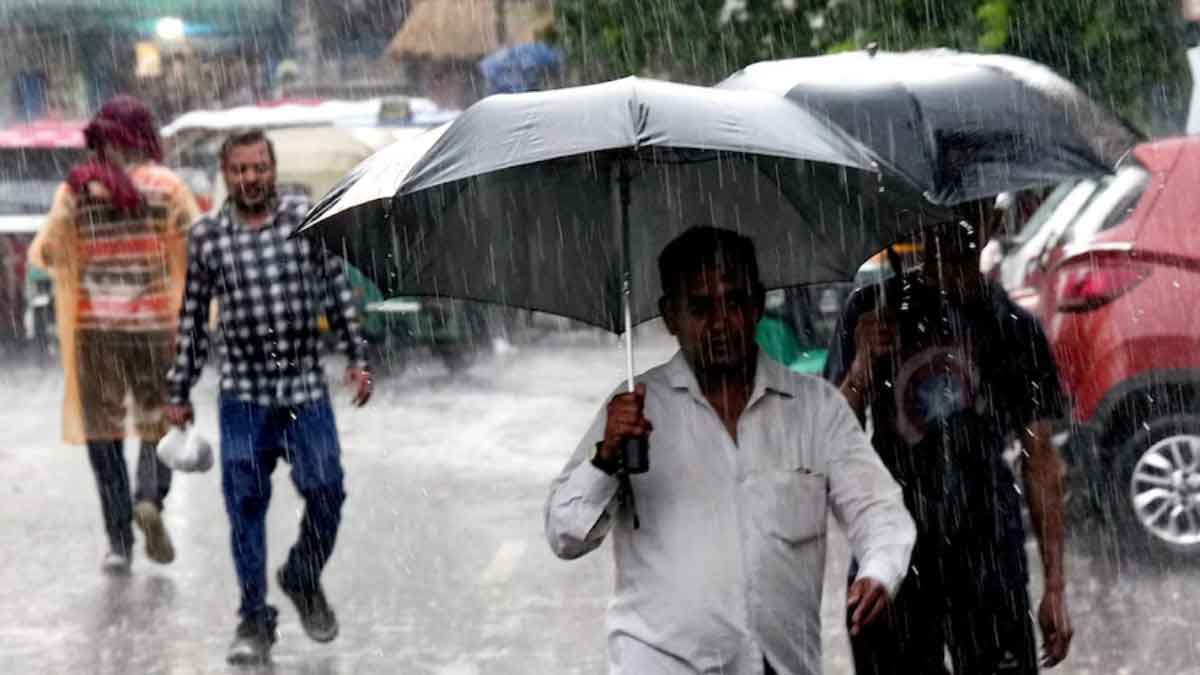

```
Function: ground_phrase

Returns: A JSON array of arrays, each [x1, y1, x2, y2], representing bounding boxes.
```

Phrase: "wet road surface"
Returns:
[[2, 326, 1199, 674]]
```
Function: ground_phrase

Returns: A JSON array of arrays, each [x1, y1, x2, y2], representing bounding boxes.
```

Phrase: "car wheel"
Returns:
[[1111, 414, 1200, 553], [366, 334, 406, 378], [436, 344, 477, 373]]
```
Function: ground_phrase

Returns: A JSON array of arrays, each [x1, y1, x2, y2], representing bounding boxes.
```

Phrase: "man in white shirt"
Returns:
[[545, 225, 916, 675]]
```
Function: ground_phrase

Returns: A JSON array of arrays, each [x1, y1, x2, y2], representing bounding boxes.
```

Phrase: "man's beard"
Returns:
[[697, 336, 756, 372], [233, 185, 275, 214]]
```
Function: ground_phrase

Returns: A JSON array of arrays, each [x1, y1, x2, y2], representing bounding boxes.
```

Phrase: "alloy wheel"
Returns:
[[1130, 433, 1200, 547]]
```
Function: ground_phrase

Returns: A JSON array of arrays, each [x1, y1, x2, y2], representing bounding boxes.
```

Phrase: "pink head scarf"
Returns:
[[66, 96, 163, 213]]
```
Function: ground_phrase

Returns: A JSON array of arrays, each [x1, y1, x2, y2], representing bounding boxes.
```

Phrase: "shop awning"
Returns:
[[0, 0, 283, 33], [387, 0, 552, 61], [0, 119, 86, 148]]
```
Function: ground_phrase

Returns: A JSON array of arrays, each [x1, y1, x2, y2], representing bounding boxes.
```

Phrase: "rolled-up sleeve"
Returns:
[[821, 382, 915, 597], [545, 406, 621, 560]]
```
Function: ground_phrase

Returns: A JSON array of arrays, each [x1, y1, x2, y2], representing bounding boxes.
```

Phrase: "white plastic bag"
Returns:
[[156, 426, 214, 473]]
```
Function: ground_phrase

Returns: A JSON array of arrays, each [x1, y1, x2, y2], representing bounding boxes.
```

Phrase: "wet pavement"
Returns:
[[2, 325, 1200, 674]]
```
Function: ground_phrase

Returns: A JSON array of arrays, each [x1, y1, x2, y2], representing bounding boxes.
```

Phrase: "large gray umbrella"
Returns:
[[719, 48, 1141, 205], [299, 76, 942, 389]]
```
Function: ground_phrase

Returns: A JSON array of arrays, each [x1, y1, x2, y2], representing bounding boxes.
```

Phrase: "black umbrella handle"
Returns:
[[617, 471, 640, 530], [621, 435, 649, 474], [616, 437, 646, 531]]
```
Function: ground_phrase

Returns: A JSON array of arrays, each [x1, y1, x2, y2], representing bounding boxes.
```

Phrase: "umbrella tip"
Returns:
[[866, 42, 879, 57]]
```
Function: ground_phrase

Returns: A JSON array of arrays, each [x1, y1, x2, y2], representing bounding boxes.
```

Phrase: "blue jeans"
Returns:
[[219, 394, 346, 622]]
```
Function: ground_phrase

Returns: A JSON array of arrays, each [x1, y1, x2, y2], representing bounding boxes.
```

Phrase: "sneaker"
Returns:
[[277, 567, 339, 642], [101, 551, 131, 575], [133, 501, 175, 564], [227, 617, 277, 666]]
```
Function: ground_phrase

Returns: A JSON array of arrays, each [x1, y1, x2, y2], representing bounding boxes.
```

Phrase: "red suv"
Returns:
[[1035, 137, 1200, 551]]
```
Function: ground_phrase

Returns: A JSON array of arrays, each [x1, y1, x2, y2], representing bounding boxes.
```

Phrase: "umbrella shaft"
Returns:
[[624, 276, 635, 393], [618, 159, 636, 394]]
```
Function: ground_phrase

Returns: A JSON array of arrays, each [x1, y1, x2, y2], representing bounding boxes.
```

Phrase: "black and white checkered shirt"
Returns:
[[167, 194, 368, 407]]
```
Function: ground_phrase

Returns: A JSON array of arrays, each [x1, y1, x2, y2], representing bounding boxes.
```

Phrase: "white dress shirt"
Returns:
[[545, 350, 915, 675]]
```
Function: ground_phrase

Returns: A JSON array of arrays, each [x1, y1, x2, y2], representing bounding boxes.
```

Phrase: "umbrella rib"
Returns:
[[885, 77, 939, 201]]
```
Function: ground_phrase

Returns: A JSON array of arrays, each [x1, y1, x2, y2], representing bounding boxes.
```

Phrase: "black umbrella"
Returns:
[[298, 76, 941, 490], [300, 76, 940, 340], [719, 48, 1141, 205]]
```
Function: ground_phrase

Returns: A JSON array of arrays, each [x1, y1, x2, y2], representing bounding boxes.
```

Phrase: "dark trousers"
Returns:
[[218, 394, 346, 622], [86, 440, 172, 556], [848, 554, 1039, 675]]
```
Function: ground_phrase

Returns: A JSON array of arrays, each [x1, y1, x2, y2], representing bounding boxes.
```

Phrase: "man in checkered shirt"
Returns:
[[164, 128, 372, 666]]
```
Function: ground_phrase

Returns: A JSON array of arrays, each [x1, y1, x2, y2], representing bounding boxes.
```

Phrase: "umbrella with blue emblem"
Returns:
[[478, 41, 563, 94]]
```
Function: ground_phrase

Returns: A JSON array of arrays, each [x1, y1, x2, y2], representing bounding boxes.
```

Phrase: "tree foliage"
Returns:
[[554, 0, 1191, 134]]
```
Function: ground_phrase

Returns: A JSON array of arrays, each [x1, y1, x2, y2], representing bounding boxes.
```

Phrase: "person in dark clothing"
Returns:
[[164, 129, 372, 666], [825, 200, 1074, 674]]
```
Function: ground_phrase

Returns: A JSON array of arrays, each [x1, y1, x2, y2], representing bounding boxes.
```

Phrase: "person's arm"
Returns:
[[1012, 316, 1072, 667], [821, 380, 915, 635], [1021, 418, 1072, 667], [1022, 419, 1066, 589], [545, 407, 622, 559], [165, 176, 202, 314], [320, 255, 369, 370], [545, 384, 650, 559], [168, 175, 202, 235], [166, 225, 214, 407], [317, 254, 372, 406], [824, 289, 879, 424], [28, 183, 76, 271], [824, 381, 915, 595], [838, 355, 871, 422]]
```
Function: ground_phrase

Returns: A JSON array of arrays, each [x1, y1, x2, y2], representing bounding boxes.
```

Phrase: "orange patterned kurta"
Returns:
[[28, 162, 198, 445]]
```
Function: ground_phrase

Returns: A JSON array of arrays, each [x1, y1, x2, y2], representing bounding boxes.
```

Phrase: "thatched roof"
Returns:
[[387, 0, 553, 61]]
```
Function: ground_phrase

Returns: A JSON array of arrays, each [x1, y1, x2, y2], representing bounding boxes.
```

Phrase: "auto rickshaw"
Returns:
[[756, 242, 922, 375], [329, 258, 488, 375]]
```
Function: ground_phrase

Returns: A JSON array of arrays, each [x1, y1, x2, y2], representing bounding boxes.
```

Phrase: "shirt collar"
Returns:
[[663, 348, 797, 403], [221, 197, 286, 231]]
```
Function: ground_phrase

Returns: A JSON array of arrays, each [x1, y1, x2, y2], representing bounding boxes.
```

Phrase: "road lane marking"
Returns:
[[478, 539, 527, 585], [435, 659, 481, 675]]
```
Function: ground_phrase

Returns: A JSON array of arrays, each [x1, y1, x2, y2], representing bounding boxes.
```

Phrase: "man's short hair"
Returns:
[[219, 128, 276, 167], [658, 225, 762, 301]]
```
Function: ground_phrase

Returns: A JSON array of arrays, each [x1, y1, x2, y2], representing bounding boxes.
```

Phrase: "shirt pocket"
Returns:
[[751, 469, 828, 544]]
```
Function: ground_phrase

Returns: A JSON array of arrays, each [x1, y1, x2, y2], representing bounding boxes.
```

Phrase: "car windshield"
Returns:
[[1059, 164, 1151, 246], [1007, 180, 1080, 246], [0, 148, 82, 214], [999, 179, 1101, 290]]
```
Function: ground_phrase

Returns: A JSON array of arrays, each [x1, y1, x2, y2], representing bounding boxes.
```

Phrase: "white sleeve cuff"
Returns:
[[856, 557, 908, 599], [562, 460, 621, 511]]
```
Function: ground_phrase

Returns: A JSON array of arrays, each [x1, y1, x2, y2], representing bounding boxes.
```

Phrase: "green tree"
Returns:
[[555, 0, 1190, 134]]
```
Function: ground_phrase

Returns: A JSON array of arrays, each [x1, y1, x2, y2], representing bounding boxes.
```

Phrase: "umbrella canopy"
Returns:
[[300, 76, 944, 334], [478, 41, 563, 93], [719, 49, 1140, 205]]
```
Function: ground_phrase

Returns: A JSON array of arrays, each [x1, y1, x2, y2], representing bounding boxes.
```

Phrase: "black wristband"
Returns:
[[590, 441, 621, 475]]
